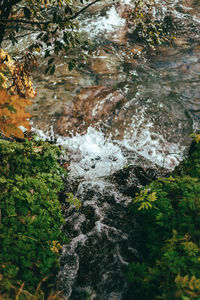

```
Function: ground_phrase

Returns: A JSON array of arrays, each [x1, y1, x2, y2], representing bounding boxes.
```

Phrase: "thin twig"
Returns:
[[36, 275, 50, 293], [3, 30, 39, 41], [0, 0, 102, 26], [70, 0, 101, 20], [16, 282, 25, 300]]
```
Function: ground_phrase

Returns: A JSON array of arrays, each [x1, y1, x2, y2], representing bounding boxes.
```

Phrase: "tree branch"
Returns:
[[3, 30, 39, 41], [0, 18, 50, 25], [70, 0, 101, 20], [0, 0, 102, 26]]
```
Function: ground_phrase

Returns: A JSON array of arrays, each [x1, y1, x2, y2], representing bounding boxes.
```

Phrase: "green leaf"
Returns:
[[68, 61, 76, 71], [48, 58, 54, 65], [23, 7, 31, 19], [44, 50, 51, 58], [50, 65, 55, 75], [63, 32, 69, 44], [45, 65, 51, 74]]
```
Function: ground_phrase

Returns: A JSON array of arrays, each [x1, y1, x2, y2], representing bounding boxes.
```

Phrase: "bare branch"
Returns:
[[3, 30, 39, 41], [0, 0, 102, 26], [70, 0, 101, 20], [0, 18, 50, 26]]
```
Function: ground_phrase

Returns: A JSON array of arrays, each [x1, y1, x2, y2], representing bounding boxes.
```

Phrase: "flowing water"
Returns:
[[27, 0, 200, 169], [4, 0, 200, 298], [55, 127, 167, 299]]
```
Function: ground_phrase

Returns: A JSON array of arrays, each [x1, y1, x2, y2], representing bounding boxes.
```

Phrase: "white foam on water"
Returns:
[[118, 107, 186, 169], [80, 6, 126, 39], [32, 121, 185, 173], [56, 127, 127, 179]]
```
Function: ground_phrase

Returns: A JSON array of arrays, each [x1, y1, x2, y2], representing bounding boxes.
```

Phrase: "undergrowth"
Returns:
[[0, 138, 67, 299], [128, 135, 200, 299]]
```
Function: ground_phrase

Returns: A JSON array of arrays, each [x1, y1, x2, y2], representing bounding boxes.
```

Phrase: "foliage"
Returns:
[[133, 189, 157, 210], [190, 133, 200, 144], [0, 48, 36, 139], [0, 138, 68, 299], [130, 0, 175, 49], [0, 89, 32, 138], [66, 192, 82, 210], [0, 0, 95, 73], [0, 0, 96, 139], [128, 140, 200, 299], [0, 48, 36, 98]]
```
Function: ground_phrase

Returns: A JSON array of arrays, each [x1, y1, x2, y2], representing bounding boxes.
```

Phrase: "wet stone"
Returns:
[[58, 154, 167, 299], [55, 85, 125, 136]]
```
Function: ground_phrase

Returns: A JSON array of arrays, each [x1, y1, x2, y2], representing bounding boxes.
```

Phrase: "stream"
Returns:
[[4, 0, 200, 299]]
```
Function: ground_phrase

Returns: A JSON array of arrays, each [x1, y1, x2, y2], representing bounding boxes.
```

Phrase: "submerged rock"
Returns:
[[89, 49, 120, 75], [55, 86, 124, 136]]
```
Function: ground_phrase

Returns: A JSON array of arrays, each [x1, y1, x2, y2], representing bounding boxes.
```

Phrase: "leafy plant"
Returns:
[[133, 189, 157, 210], [0, 0, 96, 74], [0, 49, 36, 98], [128, 139, 200, 299], [66, 192, 82, 210], [0, 138, 68, 299]]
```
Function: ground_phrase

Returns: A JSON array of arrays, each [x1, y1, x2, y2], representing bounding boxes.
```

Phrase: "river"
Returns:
[[4, 0, 200, 299]]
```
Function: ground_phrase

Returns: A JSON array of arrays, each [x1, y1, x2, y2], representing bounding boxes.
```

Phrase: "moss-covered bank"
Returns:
[[0, 138, 67, 299], [127, 137, 200, 300]]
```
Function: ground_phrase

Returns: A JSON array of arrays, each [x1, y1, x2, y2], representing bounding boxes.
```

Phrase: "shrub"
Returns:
[[0, 138, 67, 299], [128, 140, 200, 299]]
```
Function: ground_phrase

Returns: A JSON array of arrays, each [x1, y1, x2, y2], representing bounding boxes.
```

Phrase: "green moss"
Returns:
[[128, 141, 200, 299], [0, 139, 67, 299]]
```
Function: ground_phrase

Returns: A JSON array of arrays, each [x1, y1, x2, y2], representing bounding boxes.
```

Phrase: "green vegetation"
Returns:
[[66, 192, 82, 210], [131, 0, 175, 49], [0, 0, 95, 73], [128, 136, 200, 299], [0, 138, 67, 299]]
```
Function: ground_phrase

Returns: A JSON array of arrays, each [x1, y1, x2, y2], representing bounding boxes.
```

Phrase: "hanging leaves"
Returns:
[[0, 89, 32, 138], [0, 48, 37, 98], [130, 0, 175, 49], [0, 49, 36, 139], [0, 49, 15, 89]]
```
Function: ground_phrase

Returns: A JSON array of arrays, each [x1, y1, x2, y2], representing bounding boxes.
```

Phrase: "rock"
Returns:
[[110, 164, 168, 197], [179, 0, 200, 17], [55, 85, 125, 136], [84, 0, 111, 14], [173, 37, 190, 47], [89, 49, 120, 75]]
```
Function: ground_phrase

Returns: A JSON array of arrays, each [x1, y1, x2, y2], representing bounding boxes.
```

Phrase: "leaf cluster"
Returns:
[[1, 0, 92, 74], [0, 48, 37, 139], [0, 139, 68, 299], [0, 49, 36, 98], [0, 89, 32, 139], [128, 140, 200, 299], [130, 0, 175, 49], [66, 192, 82, 210]]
